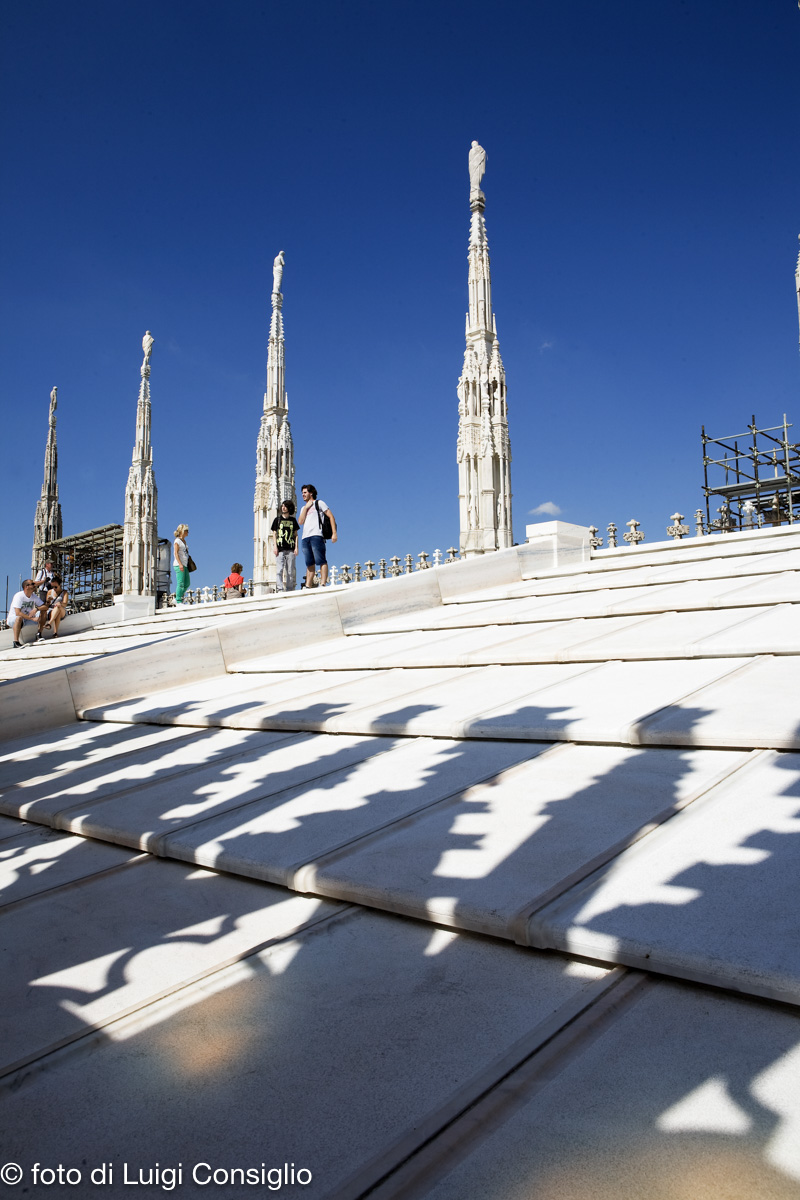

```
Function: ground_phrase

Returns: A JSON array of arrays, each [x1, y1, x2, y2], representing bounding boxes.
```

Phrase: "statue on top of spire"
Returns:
[[141, 330, 154, 371], [49, 387, 57, 424], [468, 141, 487, 193], [273, 251, 285, 294]]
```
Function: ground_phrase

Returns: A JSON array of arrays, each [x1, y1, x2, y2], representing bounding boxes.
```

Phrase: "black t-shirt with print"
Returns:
[[271, 516, 299, 552]]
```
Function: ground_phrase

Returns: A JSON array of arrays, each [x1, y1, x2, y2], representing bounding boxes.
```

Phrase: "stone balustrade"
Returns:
[[327, 548, 457, 586], [589, 503, 776, 551], [159, 551, 461, 602]]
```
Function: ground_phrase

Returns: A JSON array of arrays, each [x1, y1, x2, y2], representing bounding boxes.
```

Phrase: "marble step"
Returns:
[[528, 748, 800, 1005], [353, 570, 800, 634], [0, 887, 613, 1199], [4, 718, 797, 1010], [0, 850, 344, 1076], [368, 975, 800, 1200], [231, 606, 800, 671], [449, 543, 800, 605], [79, 654, 800, 751]]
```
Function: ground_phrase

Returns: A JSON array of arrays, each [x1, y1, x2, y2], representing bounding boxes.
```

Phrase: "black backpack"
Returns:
[[315, 501, 333, 540]]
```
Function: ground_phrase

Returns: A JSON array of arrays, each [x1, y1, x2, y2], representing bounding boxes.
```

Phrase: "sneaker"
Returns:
[[36, 632, 44, 641], [12, 641, 22, 648]]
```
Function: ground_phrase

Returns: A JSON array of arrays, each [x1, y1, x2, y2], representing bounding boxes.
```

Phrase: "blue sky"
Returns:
[[1, 0, 798, 597]]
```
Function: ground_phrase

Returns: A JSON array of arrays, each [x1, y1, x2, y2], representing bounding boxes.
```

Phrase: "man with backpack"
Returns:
[[298, 483, 337, 588]]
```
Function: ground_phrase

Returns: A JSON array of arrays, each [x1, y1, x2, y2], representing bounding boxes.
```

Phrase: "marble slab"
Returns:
[[639, 655, 800, 749], [694, 604, 800, 655], [320, 663, 599, 737], [160, 736, 541, 886], [0, 727, 294, 825], [0, 722, 199, 794], [306, 744, 749, 940], [396, 977, 800, 1200], [460, 657, 748, 745], [201, 666, 470, 735], [217, 591, 344, 665], [229, 627, 463, 672], [0, 855, 342, 1073], [81, 670, 370, 727], [0, 633, 175, 662], [715, 572, 800, 607], [336, 565, 443, 628], [561, 607, 771, 661], [0, 827, 140, 906], [606, 576, 791, 615], [67, 625, 231, 718], [530, 749, 800, 1005], [455, 614, 670, 664], [0, 814, 32, 841], [0, 656, 96, 682], [0, 668, 78, 742], [0, 904, 608, 1197], [50, 732, 403, 850]]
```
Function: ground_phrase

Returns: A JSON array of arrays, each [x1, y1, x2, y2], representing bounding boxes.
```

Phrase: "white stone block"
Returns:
[[408, 980, 800, 1200], [0, 856, 340, 1072], [308, 744, 748, 940], [0, 906, 607, 1194], [530, 749, 800, 1003], [162, 736, 539, 887]]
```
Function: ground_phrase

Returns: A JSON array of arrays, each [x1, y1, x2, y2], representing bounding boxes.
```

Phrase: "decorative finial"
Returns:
[[141, 331, 154, 373], [623, 518, 645, 547], [49, 386, 57, 424], [273, 251, 285, 295], [667, 513, 689, 540], [468, 140, 487, 211]]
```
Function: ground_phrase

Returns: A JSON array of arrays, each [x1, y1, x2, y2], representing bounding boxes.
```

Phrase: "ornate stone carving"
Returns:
[[141, 330, 154, 371], [468, 141, 487, 193], [623, 519, 645, 547], [272, 250, 285, 295], [588, 526, 603, 550], [253, 253, 296, 593], [458, 142, 513, 559], [31, 386, 63, 572], [667, 513, 689, 540], [122, 333, 158, 596]]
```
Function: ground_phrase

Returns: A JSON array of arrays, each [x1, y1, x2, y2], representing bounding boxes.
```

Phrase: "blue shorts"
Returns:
[[302, 536, 327, 569]]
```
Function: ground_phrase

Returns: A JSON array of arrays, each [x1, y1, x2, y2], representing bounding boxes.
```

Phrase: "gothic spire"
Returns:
[[457, 143, 513, 557], [31, 386, 63, 572], [253, 252, 296, 593], [122, 331, 158, 598]]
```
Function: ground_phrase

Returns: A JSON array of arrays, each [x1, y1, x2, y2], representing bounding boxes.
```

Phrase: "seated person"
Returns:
[[44, 577, 70, 636], [8, 579, 46, 647], [222, 563, 246, 598]]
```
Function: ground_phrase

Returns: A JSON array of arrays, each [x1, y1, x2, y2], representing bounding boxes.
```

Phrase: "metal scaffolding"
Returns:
[[40, 526, 172, 610], [702, 414, 799, 531]]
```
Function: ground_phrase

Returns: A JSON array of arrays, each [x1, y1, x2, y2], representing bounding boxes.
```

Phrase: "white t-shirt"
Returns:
[[9, 590, 43, 620], [302, 500, 330, 539]]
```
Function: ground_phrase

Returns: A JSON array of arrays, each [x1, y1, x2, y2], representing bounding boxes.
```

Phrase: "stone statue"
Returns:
[[142, 330, 154, 367], [273, 251, 285, 294], [49, 387, 57, 423], [468, 141, 487, 192]]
